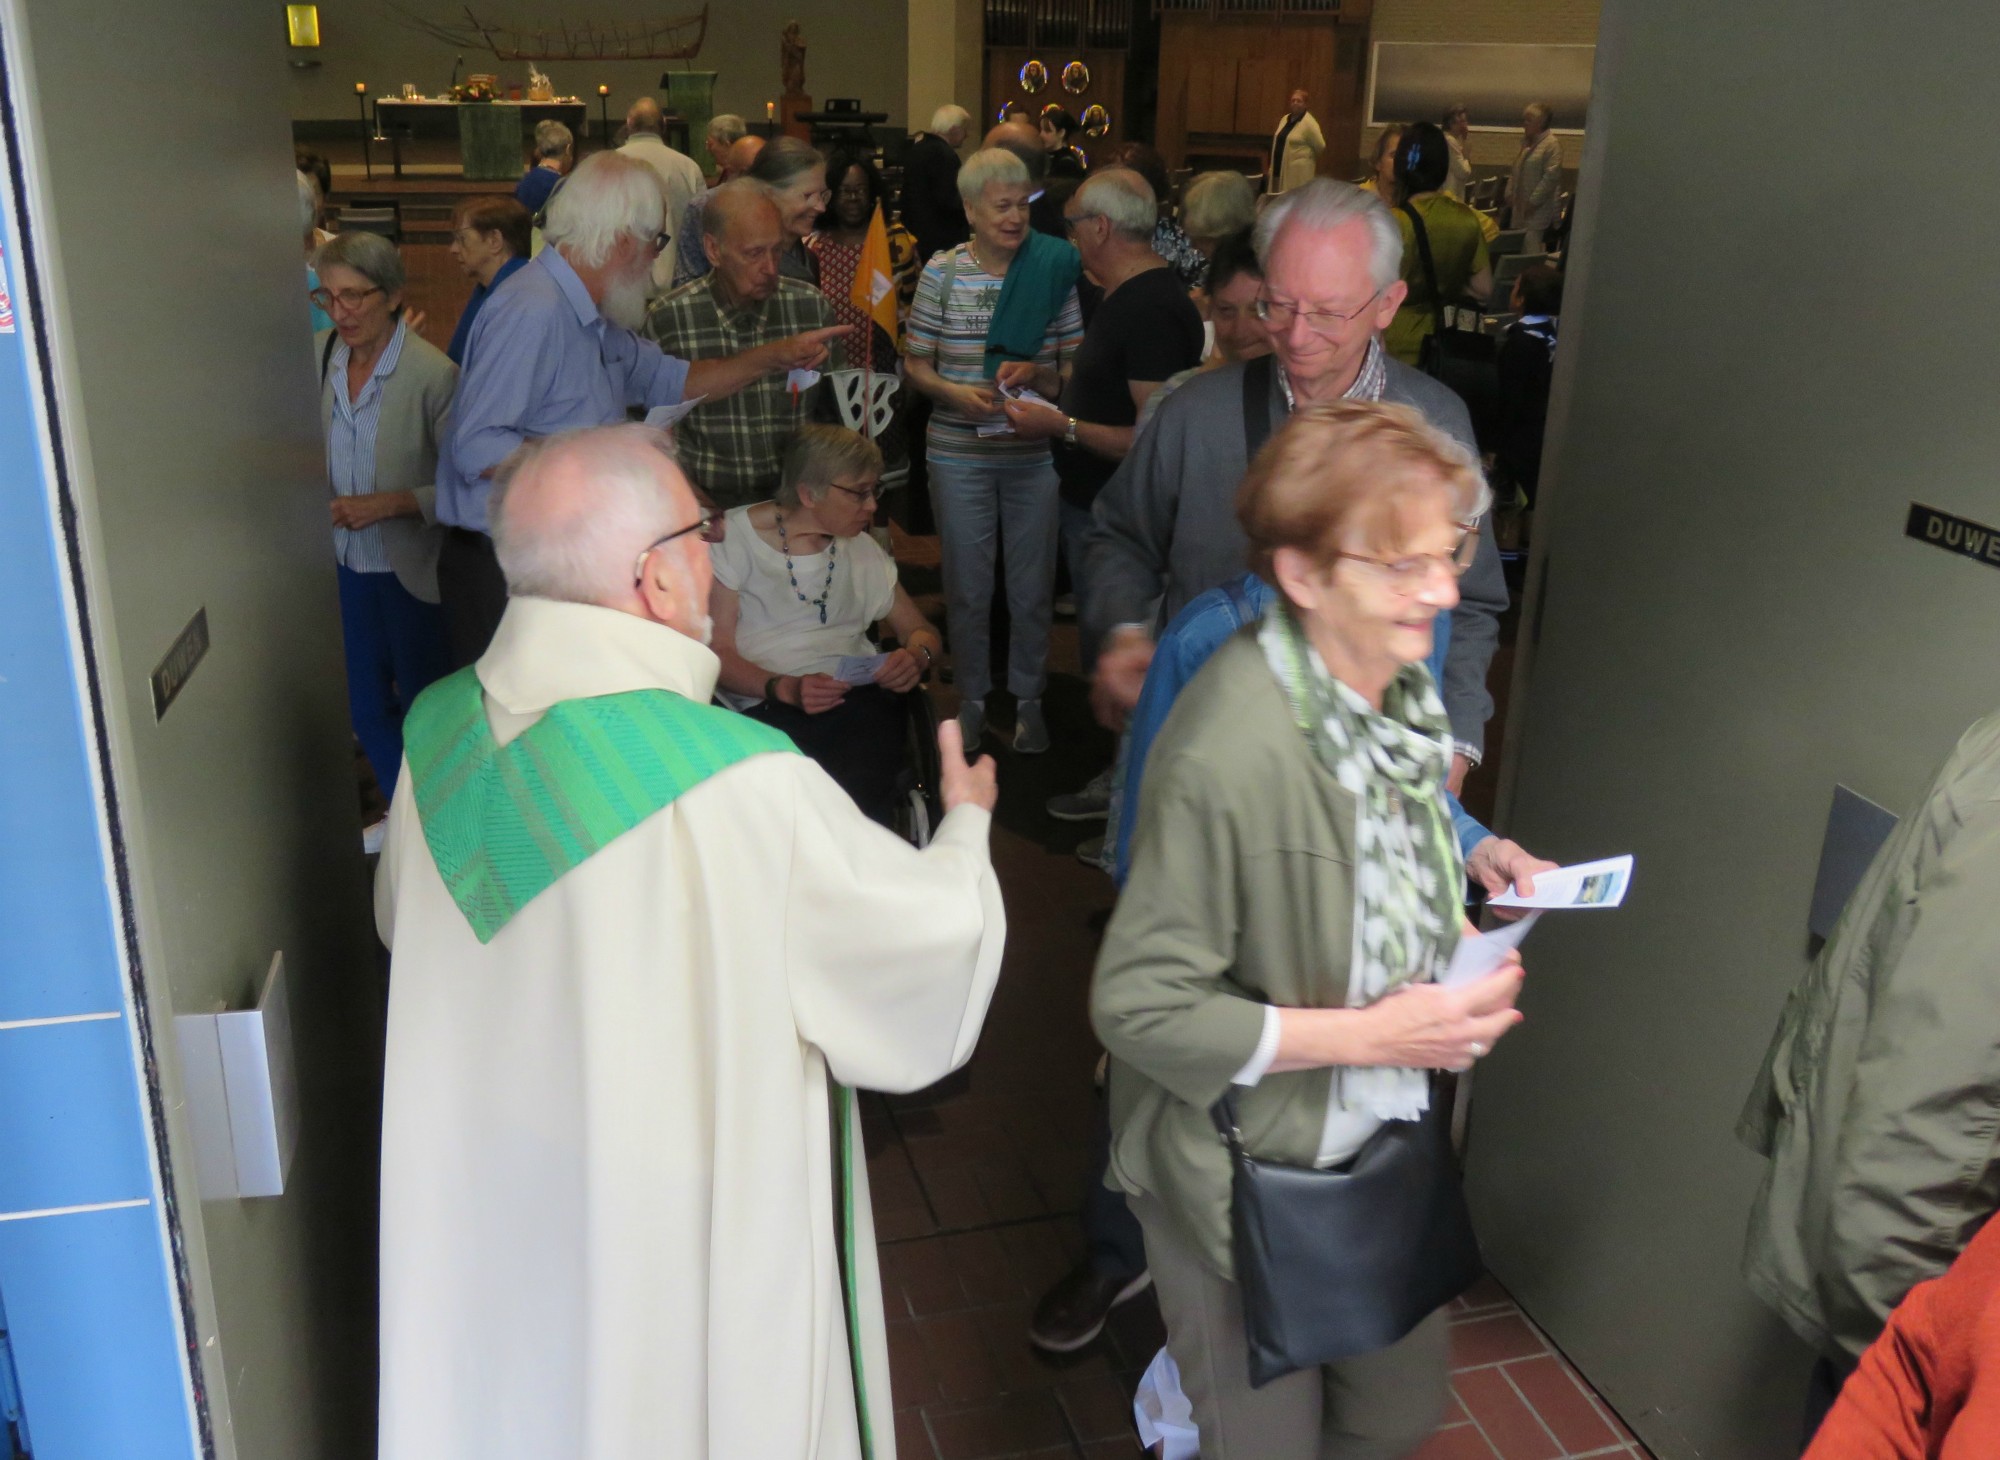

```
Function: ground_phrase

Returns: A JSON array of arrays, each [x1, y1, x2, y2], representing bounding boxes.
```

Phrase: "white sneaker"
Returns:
[[1013, 698, 1050, 755], [957, 699, 985, 752], [362, 817, 388, 856]]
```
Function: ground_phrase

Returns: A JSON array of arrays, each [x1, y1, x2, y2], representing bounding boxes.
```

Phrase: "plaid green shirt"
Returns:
[[642, 276, 835, 509]]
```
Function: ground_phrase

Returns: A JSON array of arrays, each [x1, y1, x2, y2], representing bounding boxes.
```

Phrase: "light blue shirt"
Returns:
[[436, 247, 692, 532], [326, 318, 408, 574]]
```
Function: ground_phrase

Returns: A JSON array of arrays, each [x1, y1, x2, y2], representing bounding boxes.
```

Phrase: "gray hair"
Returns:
[[490, 425, 688, 606], [311, 230, 405, 296], [625, 96, 663, 136], [1072, 168, 1156, 241], [930, 103, 971, 136], [956, 146, 1029, 204], [296, 170, 322, 239], [747, 135, 824, 190], [707, 112, 747, 144], [1253, 178, 1402, 291], [1181, 170, 1256, 243], [533, 119, 574, 160], [542, 151, 665, 270], [778, 425, 884, 510]]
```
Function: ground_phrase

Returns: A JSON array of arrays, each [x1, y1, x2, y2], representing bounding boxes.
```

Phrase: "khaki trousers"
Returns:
[[1133, 1194, 1450, 1460]]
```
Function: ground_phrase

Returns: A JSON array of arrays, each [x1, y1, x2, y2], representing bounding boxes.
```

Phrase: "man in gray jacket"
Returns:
[[1081, 178, 1507, 791], [1740, 709, 2000, 1438]]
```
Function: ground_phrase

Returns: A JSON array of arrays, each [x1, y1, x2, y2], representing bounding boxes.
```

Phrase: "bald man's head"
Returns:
[[702, 178, 785, 304], [983, 119, 1046, 182], [723, 134, 766, 179], [625, 97, 663, 136], [490, 425, 713, 640]]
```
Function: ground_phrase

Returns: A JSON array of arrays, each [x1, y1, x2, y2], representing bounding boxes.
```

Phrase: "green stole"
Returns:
[[401, 666, 797, 944]]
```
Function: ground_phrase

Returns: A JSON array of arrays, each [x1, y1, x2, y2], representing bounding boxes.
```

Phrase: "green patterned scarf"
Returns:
[[401, 667, 797, 942], [1258, 601, 1463, 1120]]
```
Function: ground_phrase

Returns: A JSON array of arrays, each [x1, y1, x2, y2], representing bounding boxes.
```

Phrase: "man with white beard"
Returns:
[[435, 150, 844, 664]]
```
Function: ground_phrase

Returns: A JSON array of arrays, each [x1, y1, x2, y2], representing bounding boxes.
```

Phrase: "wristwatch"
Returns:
[[765, 675, 785, 706], [1062, 415, 1079, 447]]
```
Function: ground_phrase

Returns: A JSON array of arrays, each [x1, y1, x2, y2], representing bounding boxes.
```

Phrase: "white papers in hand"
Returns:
[[644, 396, 706, 429], [786, 367, 822, 393], [1439, 912, 1539, 990], [1489, 855, 1634, 910], [833, 653, 886, 686]]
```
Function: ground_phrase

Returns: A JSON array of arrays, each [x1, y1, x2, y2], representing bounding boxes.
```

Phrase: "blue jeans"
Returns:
[[1059, 496, 1099, 680], [926, 454, 1060, 703], [337, 565, 450, 796]]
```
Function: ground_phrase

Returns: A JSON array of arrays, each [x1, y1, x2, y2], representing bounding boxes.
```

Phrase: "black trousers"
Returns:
[[438, 528, 509, 670], [745, 684, 907, 826]]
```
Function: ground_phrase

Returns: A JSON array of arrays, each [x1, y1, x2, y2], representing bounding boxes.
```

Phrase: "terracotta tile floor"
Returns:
[[863, 538, 1634, 1459]]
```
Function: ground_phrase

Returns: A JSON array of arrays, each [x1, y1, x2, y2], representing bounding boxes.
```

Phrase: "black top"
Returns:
[[899, 132, 969, 263], [1269, 113, 1302, 188], [1046, 147, 1088, 180], [1054, 266, 1206, 509]]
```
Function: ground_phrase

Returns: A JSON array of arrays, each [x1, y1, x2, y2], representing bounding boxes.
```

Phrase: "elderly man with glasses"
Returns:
[[375, 422, 1003, 1460], [436, 151, 843, 667], [644, 178, 843, 511], [1082, 177, 1509, 801]]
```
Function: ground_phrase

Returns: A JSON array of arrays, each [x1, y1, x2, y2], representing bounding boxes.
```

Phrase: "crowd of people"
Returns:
[[300, 90, 1632, 1460]]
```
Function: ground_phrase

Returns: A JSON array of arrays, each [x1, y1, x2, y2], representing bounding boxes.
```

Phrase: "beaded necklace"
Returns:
[[775, 508, 837, 625]]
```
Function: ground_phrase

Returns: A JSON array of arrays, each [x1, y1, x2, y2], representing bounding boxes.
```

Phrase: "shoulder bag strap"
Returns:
[[1241, 353, 1276, 458], [319, 328, 337, 387], [1400, 200, 1450, 339]]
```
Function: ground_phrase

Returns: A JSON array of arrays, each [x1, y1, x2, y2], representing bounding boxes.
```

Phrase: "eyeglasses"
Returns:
[[825, 479, 882, 505], [1061, 210, 1102, 234], [834, 184, 871, 201], [647, 231, 670, 255], [632, 510, 726, 584], [1334, 525, 1481, 590], [798, 187, 833, 208], [1253, 289, 1383, 335], [309, 285, 383, 313]]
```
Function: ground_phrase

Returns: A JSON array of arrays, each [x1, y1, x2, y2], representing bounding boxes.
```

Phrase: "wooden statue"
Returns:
[[780, 22, 806, 96]]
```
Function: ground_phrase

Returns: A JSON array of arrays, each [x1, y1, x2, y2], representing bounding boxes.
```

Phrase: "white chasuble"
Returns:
[[374, 598, 1006, 1459]]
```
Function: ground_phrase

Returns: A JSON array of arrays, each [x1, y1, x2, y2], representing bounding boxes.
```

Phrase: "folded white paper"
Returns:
[[1439, 912, 1540, 989], [1489, 854, 1633, 909], [833, 653, 886, 685], [644, 395, 706, 429], [785, 367, 822, 393]]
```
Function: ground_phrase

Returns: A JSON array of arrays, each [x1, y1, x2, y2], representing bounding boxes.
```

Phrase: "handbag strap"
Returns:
[[1209, 1086, 1246, 1156], [1241, 352, 1277, 458], [1400, 201, 1450, 340], [319, 327, 337, 386]]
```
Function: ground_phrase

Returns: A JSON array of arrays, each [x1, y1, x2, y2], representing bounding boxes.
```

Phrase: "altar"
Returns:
[[371, 98, 591, 180]]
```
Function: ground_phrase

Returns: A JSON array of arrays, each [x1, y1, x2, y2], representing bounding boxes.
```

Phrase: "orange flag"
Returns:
[[851, 202, 900, 353]]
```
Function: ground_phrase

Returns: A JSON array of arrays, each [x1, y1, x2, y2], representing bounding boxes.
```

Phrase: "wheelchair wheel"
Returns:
[[892, 687, 945, 848]]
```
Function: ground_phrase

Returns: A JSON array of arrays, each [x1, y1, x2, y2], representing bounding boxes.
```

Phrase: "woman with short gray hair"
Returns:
[[311, 231, 457, 847], [706, 425, 943, 823], [748, 136, 830, 283], [515, 119, 573, 215], [904, 147, 1084, 754]]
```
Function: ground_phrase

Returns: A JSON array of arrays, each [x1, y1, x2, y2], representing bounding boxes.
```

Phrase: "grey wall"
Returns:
[[13, 0, 383, 1455], [1466, 3, 2000, 1458], [288, 0, 910, 130]]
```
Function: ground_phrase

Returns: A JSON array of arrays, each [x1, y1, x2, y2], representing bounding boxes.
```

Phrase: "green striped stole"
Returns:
[[402, 667, 797, 943]]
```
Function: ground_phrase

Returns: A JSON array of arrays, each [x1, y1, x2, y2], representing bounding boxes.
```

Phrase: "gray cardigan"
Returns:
[[1079, 354, 1507, 757], [315, 325, 456, 603]]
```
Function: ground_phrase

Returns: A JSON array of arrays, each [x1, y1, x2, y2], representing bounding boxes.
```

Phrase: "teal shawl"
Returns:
[[983, 227, 1082, 377]]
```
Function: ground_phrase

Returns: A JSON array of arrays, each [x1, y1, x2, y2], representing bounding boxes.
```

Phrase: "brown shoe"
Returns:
[[1026, 1261, 1152, 1353]]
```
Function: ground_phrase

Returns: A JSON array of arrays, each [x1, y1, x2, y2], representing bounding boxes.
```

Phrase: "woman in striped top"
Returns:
[[904, 148, 1084, 754]]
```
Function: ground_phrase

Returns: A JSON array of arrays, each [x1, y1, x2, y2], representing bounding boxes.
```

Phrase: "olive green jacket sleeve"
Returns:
[[1741, 710, 2000, 1360], [1091, 754, 1269, 1111]]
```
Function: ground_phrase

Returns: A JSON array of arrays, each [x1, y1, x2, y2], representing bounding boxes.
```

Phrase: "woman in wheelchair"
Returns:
[[708, 425, 942, 825]]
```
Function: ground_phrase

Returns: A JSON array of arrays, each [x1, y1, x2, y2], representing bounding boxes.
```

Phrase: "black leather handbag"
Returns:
[[1211, 1082, 1483, 1387]]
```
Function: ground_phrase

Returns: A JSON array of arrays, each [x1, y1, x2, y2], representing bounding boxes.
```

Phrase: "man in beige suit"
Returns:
[[1507, 102, 1564, 252], [1268, 89, 1326, 195], [617, 96, 707, 292]]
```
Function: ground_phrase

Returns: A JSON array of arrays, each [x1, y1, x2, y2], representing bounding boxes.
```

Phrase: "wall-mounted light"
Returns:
[[285, 4, 320, 47]]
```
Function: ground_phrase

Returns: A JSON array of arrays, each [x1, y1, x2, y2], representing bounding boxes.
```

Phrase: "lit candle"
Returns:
[[598, 84, 609, 96], [354, 81, 366, 94], [766, 100, 775, 122]]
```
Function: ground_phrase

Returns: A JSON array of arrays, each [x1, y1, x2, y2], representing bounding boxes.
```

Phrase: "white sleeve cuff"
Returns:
[[1231, 1006, 1282, 1087], [1452, 740, 1483, 768]]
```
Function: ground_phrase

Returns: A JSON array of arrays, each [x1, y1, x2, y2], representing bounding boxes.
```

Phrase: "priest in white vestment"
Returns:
[[374, 423, 1006, 1460]]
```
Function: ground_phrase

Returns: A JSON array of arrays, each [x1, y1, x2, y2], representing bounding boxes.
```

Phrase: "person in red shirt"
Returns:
[[1807, 1213, 2000, 1458]]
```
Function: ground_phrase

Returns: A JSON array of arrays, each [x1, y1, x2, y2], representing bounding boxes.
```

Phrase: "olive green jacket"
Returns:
[[1091, 629, 1372, 1278], [1738, 710, 2000, 1361]]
